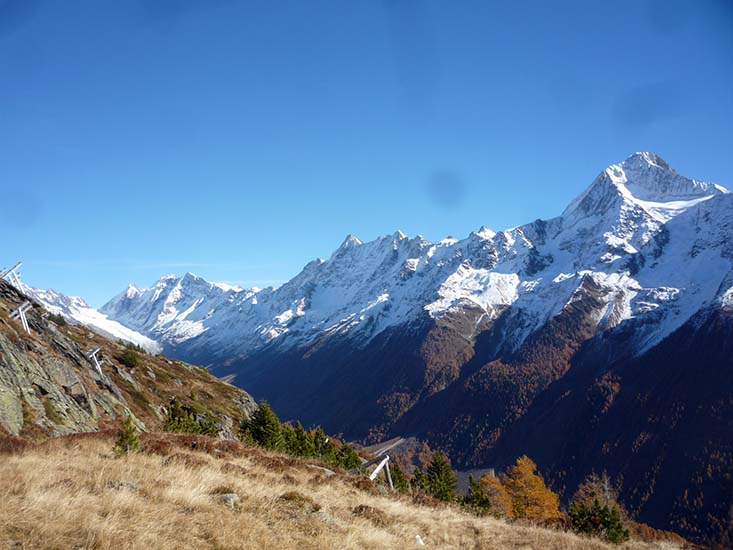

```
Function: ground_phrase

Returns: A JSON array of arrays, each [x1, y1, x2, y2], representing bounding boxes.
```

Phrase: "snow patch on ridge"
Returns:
[[426, 267, 519, 318]]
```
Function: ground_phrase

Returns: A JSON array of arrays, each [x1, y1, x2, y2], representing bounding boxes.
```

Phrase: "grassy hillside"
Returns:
[[0, 432, 689, 550], [0, 280, 699, 548]]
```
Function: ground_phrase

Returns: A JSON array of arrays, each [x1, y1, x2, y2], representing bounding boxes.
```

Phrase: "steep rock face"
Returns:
[[0, 282, 125, 436], [0, 280, 256, 440]]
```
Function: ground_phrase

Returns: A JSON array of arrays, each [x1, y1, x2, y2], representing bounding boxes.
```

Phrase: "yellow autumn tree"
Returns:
[[479, 472, 514, 519], [503, 455, 561, 521]]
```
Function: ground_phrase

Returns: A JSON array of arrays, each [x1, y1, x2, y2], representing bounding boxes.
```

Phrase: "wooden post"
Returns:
[[385, 460, 394, 491]]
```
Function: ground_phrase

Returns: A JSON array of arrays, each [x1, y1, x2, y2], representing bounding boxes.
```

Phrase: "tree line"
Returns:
[[404, 449, 628, 544], [115, 398, 629, 544], [239, 400, 362, 471]]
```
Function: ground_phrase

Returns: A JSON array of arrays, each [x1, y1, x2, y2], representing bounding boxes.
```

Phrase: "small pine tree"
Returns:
[[280, 421, 317, 457], [239, 423, 255, 446], [412, 466, 428, 493], [245, 400, 283, 450], [48, 312, 67, 326], [480, 472, 514, 518], [425, 451, 457, 502], [336, 442, 362, 470], [281, 423, 297, 454], [463, 475, 492, 516], [569, 473, 629, 544], [162, 398, 202, 434], [114, 415, 140, 456], [313, 426, 337, 465], [119, 348, 140, 368], [293, 422, 315, 457], [604, 504, 630, 544], [569, 498, 630, 543], [503, 455, 561, 521], [390, 461, 410, 493]]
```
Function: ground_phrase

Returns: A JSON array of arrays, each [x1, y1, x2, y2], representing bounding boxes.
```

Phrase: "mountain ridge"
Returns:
[[32, 152, 733, 544], [100, 151, 731, 366], [19, 283, 162, 353]]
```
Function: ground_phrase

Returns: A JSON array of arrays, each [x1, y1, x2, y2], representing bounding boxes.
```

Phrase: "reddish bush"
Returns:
[[352, 504, 390, 527], [221, 462, 248, 475], [162, 452, 208, 468], [0, 435, 29, 455], [411, 491, 444, 509]]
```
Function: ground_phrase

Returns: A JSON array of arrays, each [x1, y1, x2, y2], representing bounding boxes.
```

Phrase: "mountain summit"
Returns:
[[563, 152, 726, 219], [100, 154, 733, 543], [103, 152, 730, 363]]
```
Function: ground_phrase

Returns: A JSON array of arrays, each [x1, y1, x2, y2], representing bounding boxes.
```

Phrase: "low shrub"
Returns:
[[113, 416, 140, 456], [47, 313, 67, 326], [118, 349, 141, 369], [277, 490, 321, 513], [568, 499, 629, 544], [352, 504, 390, 527]]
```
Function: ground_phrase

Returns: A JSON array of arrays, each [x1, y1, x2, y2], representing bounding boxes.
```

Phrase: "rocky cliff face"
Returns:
[[0, 280, 256, 440]]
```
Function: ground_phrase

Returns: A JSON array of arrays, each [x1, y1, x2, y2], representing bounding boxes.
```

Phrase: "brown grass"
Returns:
[[0, 433, 685, 550]]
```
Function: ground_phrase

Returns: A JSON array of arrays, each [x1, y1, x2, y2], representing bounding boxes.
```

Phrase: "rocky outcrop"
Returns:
[[0, 280, 256, 439]]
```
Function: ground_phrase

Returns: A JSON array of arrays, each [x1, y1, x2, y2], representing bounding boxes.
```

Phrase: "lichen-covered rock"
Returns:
[[216, 493, 241, 511], [108, 480, 140, 491], [234, 392, 257, 419], [0, 280, 256, 440], [0, 309, 115, 435]]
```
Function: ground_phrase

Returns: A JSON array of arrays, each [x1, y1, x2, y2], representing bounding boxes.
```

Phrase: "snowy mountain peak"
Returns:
[[564, 152, 727, 220], [182, 272, 218, 288], [474, 226, 497, 240], [611, 152, 726, 202], [212, 282, 244, 293], [125, 284, 141, 298], [338, 234, 363, 250], [621, 151, 675, 174], [100, 153, 732, 372]]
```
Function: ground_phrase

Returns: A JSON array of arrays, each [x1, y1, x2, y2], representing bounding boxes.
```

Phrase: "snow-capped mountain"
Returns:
[[98, 153, 733, 542], [102, 152, 731, 367], [100, 273, 255, 348], [19, 284, 161, 353]]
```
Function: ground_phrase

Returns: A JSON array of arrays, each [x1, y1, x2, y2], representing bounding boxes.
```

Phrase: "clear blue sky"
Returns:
[[1, 0, 731, 306]]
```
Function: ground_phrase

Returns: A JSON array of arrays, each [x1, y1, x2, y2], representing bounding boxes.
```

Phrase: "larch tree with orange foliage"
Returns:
[[417, 441, 434, 470], [503, 455, 561, 521], [479, 472, 514, 519]]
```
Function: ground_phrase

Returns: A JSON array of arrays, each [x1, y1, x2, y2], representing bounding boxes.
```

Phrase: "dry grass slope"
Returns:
[[0, 433, 685, 550]]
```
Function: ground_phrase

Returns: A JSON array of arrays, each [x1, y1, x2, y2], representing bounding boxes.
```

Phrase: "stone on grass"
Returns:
[[108, 480, 140, 491], [217, 492, 241, 511]]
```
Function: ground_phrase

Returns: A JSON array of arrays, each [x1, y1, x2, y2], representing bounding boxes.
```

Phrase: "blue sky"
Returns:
[[1, 0, 732, 307]]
